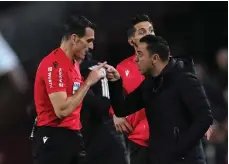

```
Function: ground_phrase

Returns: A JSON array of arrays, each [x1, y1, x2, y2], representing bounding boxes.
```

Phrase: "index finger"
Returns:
[[103, 64, 114, 72], [96, 61, 107, 69], [103, 64, 111, 69]]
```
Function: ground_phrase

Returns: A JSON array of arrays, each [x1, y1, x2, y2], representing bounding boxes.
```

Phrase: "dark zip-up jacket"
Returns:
[[109, 56, 213, 164]]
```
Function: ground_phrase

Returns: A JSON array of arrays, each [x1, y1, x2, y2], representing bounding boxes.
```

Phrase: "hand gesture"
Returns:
[[85, 62, 107, 86], [104, 64, 120, 81]]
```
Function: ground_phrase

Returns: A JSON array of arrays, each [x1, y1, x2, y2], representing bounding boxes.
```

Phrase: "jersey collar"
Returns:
[[57, 48, 74, 68]]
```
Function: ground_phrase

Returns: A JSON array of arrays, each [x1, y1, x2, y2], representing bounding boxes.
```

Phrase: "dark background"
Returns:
[[0, 2, 227, 164]]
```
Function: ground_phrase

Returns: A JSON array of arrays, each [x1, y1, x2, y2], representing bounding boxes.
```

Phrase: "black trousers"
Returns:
[[32, 126, 86, 164], [127, 139, 150, 164], [82, 118, 129, 164]]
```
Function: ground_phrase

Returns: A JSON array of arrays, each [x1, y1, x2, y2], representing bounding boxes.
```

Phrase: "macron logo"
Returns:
[[125, 70, 130, 77], [43, 136, 49, 144]]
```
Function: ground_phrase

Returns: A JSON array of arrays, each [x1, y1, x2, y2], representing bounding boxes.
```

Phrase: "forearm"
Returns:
[[59, 82, 91, 118], [109, 79, 142, 117]]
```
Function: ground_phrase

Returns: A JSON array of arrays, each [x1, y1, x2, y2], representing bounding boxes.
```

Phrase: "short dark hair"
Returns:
[[62, 15, 96, 39], [139, 35, 170, 62], [127, 14, 153, 38]]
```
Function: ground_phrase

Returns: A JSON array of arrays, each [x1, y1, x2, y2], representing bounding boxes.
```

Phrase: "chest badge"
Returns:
[[72, 82, 80, 94]]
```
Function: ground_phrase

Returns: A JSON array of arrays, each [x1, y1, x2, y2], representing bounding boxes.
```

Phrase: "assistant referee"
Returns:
[[33, 15, 106, 164]]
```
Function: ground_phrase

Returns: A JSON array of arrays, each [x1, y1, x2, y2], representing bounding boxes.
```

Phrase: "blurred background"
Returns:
[[0, 1, 227, 164]]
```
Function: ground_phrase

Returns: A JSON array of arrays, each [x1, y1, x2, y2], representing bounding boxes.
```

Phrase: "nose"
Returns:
[[147, 30, 155, 36], [88, 42, 94, 50]]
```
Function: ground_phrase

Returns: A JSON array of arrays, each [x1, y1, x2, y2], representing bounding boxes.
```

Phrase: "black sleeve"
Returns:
[[109, 78, 144, 117], [174, 72, 213, 157], [82, 89, 110, 117]]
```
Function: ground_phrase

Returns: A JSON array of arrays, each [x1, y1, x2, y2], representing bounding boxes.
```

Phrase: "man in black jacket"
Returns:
[[105, 35, 213, 164]]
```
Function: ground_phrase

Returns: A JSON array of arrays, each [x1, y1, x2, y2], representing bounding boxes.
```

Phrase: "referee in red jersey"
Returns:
[[33, 15, 106, 164]]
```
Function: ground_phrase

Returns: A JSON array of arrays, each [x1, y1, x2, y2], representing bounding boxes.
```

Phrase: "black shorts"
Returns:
[[32, 126, 86, 164]]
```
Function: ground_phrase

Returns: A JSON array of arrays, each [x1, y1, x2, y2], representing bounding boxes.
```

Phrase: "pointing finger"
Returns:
[[96, 61, 107, 70]]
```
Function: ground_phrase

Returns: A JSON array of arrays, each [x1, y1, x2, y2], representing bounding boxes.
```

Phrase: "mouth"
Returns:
[[79, 53, 86, 60]]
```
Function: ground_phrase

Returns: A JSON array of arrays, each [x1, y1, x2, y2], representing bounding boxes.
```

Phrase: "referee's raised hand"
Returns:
[[85, 62, 107, 86]]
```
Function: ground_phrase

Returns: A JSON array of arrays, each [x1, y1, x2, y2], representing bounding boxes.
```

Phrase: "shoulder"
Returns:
[[176, 72, 198, 81], [174, 72, 201, 89], [38, 49, 66, 74], [117, 55, 135, 70], [117, 56, 135, 79]]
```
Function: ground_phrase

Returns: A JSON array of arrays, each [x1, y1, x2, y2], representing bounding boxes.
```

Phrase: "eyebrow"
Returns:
[[86, 38, 94, 43], [137, 50, 143, 54], [138, 28, 146, 31], [133, 42, 138, 47]]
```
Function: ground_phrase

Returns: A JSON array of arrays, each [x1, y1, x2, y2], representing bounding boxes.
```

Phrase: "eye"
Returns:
[[149, 28, 154, 34], [86, 38, 94, 43], [138, 29, 146, 35], [137, 51, 143, 57]]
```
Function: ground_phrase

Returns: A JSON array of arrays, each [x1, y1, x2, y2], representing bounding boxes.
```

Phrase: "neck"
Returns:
[[150, 61, 168, 77], [60, 40, 74, 62]]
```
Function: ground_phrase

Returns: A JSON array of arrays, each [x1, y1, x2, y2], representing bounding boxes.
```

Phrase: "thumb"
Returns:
[[207, 133, 210, 140]]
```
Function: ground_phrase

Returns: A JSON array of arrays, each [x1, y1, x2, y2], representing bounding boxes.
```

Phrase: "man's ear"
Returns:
[[128, 38, 134, 47], [70, 34, 79, 44], [151, 54, 159, 64]]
